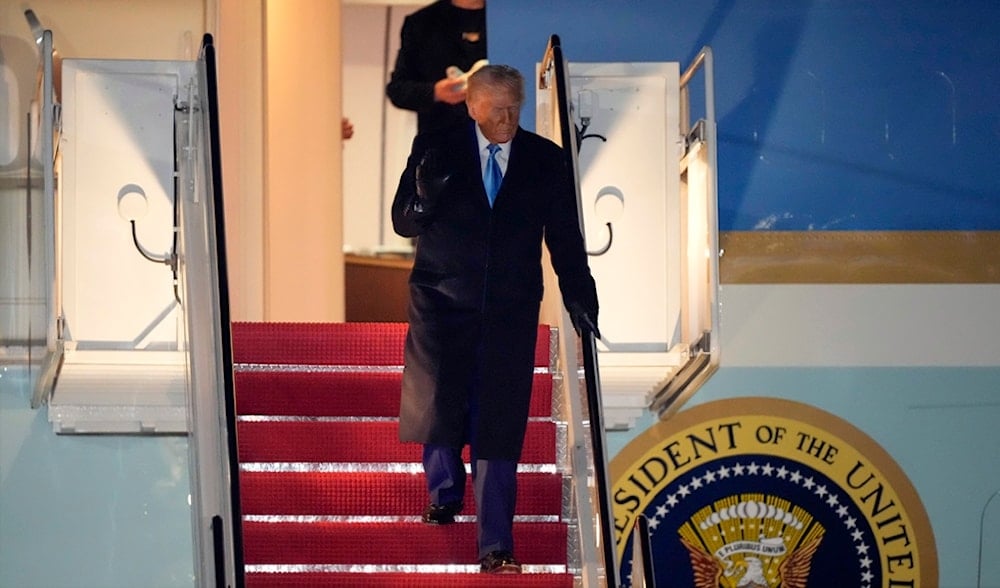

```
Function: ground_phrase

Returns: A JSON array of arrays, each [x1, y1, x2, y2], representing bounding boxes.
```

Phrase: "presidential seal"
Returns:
[[609, 397, 937, 587]]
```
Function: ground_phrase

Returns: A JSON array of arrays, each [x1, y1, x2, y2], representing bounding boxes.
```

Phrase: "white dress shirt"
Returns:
[[475, 125, 511, 177]]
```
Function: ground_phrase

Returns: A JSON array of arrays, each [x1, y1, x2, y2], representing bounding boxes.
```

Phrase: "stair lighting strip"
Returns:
[[240, 462, 559, 474], [243, 514, 561, 524], [245, 563, 569, 575], [234, 363, 551, 374], [237, 415, 399, 422], [235, 363, 404, 373], [236, 415, 556, 423]]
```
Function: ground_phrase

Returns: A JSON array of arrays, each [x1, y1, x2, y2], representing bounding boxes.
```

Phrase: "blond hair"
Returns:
[[467, 64, 525, 104]]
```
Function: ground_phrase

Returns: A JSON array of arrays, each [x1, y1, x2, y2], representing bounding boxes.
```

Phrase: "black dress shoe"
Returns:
[[421, 501, 463, 525], [479, 550, 521, 574]]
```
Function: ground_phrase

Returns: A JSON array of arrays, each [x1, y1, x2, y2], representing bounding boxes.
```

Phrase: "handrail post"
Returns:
[[679, 46, 714, 135]]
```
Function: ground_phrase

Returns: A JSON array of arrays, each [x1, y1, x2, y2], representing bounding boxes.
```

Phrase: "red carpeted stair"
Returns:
[[232, 322, 575, 586]]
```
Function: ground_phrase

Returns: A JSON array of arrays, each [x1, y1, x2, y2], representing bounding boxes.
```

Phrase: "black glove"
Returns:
[[568, 301, 601, 340], [414, 148, 451, 212]]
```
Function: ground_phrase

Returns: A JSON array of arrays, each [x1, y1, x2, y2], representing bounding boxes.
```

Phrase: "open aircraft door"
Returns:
[[538, 37, 721, 428], [24, 19, 242, 584]]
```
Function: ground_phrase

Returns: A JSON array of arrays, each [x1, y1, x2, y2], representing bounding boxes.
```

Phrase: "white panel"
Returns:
[[342, 4, 389, 253], [0, 63, 17, 166], [342, 4, 418, 254], [720, 284, 1000, 367], [381, 5, 420, 253], [60, 59, 191, 347], [0, 181, 45, 348], [681, 142, 713, 344], [568, 63, 682, 351]]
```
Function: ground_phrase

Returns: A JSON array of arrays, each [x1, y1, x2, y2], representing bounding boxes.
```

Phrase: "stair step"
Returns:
[[239, 471, 562, 516], [232, 322, 408, 366], [234, 370, 554, 418], [237, 420, 558, 464], [232, 322, 552, 368], [241, 521, 568, 565]]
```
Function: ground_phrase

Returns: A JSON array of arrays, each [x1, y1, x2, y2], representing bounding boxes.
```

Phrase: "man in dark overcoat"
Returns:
[[385, 0, 487, 134], [392, 64, 599, 574]]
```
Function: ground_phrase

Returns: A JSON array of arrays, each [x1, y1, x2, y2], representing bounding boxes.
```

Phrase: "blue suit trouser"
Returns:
[[423, 444, 517, 560]]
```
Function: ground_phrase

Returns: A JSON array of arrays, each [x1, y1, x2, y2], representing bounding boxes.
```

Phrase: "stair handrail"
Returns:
[[679, 46, 715, 136], [26, 17, 64, 410], [541, 33, 620, 588], [176, 34, 244, 587], [579, 325, 618, 587], [552, 320, 603, 584]]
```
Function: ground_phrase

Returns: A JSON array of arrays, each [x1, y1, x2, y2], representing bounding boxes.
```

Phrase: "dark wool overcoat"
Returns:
[[392, 121, 598, 461]]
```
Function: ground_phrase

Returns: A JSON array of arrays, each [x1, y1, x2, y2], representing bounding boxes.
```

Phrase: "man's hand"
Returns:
[[415, 149, 451, 211], [568, 301, 601, 340], [434, 76, 467, 104]]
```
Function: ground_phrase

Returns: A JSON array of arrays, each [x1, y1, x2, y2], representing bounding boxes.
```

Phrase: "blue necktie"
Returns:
[[484, 143, 503, 207]]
